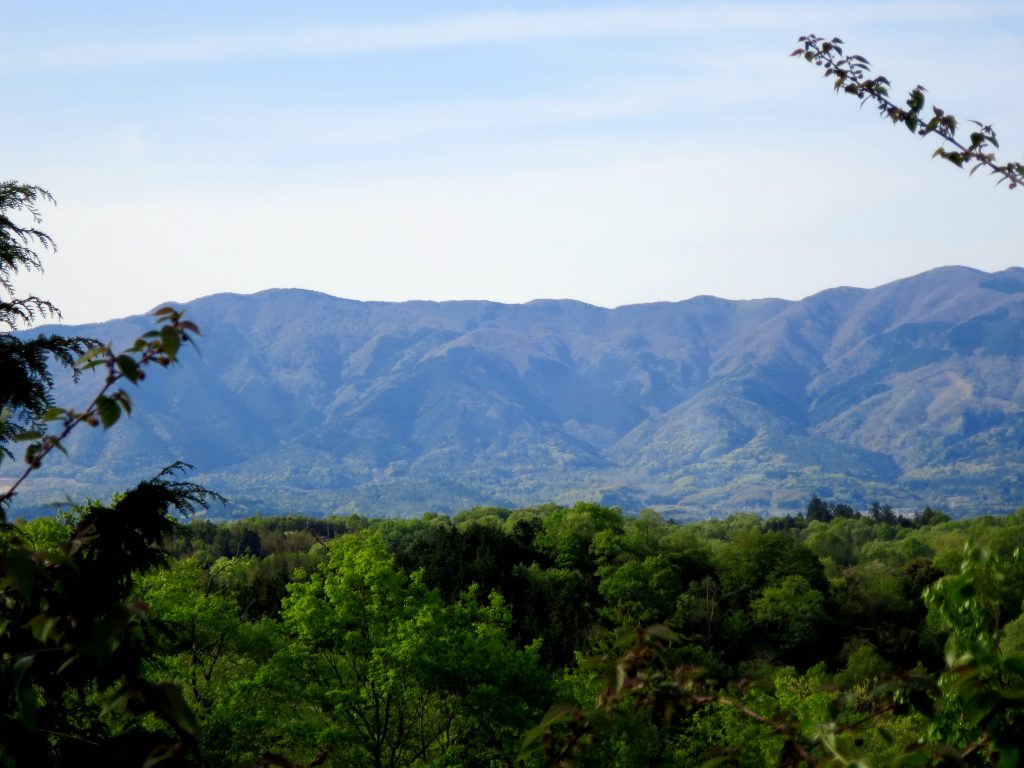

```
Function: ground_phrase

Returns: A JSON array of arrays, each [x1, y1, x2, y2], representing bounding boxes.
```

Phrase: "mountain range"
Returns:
[[7, 265, 1024, 519]]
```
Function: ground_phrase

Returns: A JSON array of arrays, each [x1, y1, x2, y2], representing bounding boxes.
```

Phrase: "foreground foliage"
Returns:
[[9, 498, 1023, 766], [1, 181, 218, 765], [1, 469, 220, 766]]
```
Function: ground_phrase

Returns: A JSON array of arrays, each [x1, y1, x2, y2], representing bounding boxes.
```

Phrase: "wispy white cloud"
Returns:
[[178, 81, 706, 155], [23, 3, 1024, 69]]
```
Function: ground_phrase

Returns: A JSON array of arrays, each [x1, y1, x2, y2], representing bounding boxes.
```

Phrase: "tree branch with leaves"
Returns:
[[793, 34, 1023, 189], [1, 306, 201, 509]]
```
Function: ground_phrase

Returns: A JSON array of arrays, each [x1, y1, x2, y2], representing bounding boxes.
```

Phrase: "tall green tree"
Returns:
[[134, 554, 287, 766], [275, 532, 550, 768]]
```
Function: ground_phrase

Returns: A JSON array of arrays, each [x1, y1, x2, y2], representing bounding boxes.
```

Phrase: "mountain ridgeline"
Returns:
[[10, 266, 1024, 518]]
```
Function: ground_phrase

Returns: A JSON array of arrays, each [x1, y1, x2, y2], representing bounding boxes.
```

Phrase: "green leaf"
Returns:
[[1000, 686, 1024, 702], [160, 326, 181, 361], [148, 682, 200, 736], [520, 702, 578, 750], [24, 442, 41, 463], [74, 344, 110, 367], [29, 613, 62, 643], [142, 745, 178, 768], [95, 396, 121, 429], [645, 624, 679, 642], [116, 354, 140, 383], [113, 390, 133, 415]]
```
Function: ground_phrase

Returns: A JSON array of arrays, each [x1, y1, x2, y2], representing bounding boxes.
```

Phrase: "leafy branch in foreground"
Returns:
[[521, 626, 829, 767], [1, 306, 201, 510], [793, 34, 1024, 189], [524, 544, 1024, 767]]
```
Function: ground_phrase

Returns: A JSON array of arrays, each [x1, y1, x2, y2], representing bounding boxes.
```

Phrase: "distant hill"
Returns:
[[7, 266, 1024, 519]]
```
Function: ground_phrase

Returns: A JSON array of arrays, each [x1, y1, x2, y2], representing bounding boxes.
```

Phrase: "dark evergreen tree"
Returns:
[[0, 182, 92, 478], [805, 495, 832, 523]]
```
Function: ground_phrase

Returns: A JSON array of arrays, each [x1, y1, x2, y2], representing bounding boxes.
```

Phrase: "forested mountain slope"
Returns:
[[10, 265, 1024, 518]]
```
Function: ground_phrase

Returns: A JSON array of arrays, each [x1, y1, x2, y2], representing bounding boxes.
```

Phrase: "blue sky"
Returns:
[[5, 2, 1023, 324]]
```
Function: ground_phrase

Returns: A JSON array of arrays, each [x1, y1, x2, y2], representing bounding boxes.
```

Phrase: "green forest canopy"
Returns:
[[5, 499, 1024, 766]]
